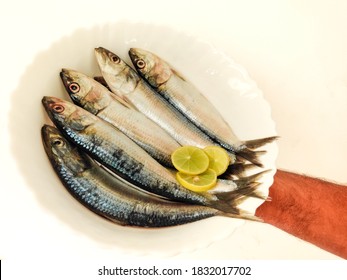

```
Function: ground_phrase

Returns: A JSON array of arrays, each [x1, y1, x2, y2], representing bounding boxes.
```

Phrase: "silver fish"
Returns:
[[60, 68, 181, 168], [94, 47, 237, 165], [60, 69, 266, 193], [91, 76, 262, 177], [128, 48, 278, 166], [41, 96, 261, 216], [91, 75, 256, 176], [42, 125, 260, 227]]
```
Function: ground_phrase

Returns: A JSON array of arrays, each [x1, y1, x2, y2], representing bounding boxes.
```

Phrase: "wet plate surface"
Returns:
[[9, 22, 277, 256]]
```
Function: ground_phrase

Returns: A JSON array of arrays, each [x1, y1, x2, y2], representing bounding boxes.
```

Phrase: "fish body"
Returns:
[[93, 47, 236, 161], [60, 69, 266, 189], [41, 125, 237, 227], [129, 48, 239, 143], [42, 96, 261, 217], [128, 48, 278, 166], [60, 68, 180, 167]]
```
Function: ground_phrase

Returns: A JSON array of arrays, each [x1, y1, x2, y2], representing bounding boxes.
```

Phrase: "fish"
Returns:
[[41, 96, 264, 216], [41, 125, 262, 227], [60, 68, 181, 168], [91, 75, 259, 177], [128, 48, 278, 166], [93, 47, 237, 165], [60, 69, 266, 193]]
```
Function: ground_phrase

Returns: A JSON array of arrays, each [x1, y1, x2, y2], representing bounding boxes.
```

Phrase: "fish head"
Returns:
[[42, 96, 96, 131], [128, 48, 172, 88], [60, 68, 93, 104], [41, 125, 89, 174], [94, 47, 139, 99], [60, 69, 111, 114]]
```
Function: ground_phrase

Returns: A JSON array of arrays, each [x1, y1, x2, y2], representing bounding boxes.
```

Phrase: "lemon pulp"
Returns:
[[203, 146, 230, 176], [171, 146, 209, 175], [176, 169, 217, 192]]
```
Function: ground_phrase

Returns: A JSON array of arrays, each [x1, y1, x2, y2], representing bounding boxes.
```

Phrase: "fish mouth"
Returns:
[[60, 68, 73, 88], [41, 124, 60, 159], [95, 47, 124, 66], [41, 124, 58, 143], [94, 47, 109, 64], [95, 46, 107, 53], [128, 48, 138, 61], [41, 124, 73, 169], [95, 46, 111, 56], [41, 96, 66, 122], [128, 48, 144, 64], [42, 96, 57, 111]]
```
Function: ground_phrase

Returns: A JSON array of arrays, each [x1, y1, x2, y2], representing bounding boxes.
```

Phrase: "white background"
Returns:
[[1, 0, 346, 265]]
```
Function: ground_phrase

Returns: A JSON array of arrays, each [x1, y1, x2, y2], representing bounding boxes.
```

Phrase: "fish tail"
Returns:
[[207, 184, 269, 218], [232, 170, 272, 201], [215, 183, 269, 202], [233, 169, 271, 189], [228, 136, 278, 167], [243, 136, 279, 149], [214, 189, 265, 222], [215, 191, 264, 221], [221, 163, 257, 179], [221, 164, 269, 179], [218, 211, 263, 222], [235, 148, 266, 167]]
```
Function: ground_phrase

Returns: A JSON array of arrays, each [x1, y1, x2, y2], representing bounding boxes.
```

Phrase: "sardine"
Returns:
[[42, 96, 262, 216], [128, 48, 278, 166], [41, 125, 261, 227], [60, 69, 266, 192], [93, 47, 237, 165], [60, 68, 181, 168]]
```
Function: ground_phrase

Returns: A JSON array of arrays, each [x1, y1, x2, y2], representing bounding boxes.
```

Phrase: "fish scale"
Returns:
[[95, 47, 272, 174], [42, 96, 211, 205], [128, 48, 278, 167], [60, 69, 262, 180], [42, 125, 228, 227], [42, 96, 263, 218], [60, 68, 181, 168], [94, 47, 221, 152]]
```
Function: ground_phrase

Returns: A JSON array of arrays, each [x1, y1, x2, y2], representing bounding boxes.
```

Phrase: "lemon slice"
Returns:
[[171, 146, 209, 175], [176, 169, 217, 192], [203, 146, 230, 176]]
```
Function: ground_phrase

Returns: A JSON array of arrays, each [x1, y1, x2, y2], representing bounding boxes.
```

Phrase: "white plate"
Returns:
[[8, 22, 277, 256]]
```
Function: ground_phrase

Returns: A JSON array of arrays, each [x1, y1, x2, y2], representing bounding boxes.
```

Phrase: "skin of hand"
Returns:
[[256, 170, 347, 259]]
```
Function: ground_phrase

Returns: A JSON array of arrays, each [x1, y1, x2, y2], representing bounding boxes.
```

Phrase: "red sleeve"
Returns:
[[256, 170, 347, 259]]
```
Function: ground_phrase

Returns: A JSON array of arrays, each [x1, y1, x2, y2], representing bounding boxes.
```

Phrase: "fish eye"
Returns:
[[136, 59, 146, 69], [69, 82, 80, 93], [52, 104, 65, 113], [110, 54, 120, 64], [52, 138, 64, 146]]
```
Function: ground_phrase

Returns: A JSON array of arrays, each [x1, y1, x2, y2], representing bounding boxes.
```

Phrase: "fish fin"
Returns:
[[243, 136, 279, 149]]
